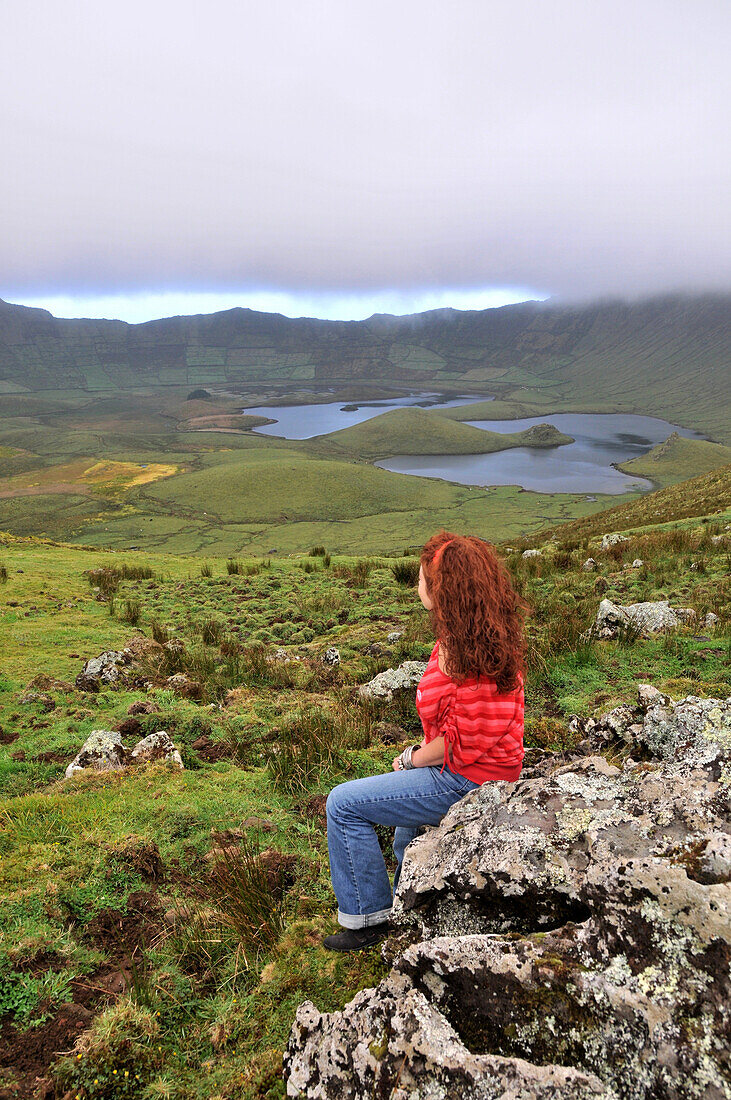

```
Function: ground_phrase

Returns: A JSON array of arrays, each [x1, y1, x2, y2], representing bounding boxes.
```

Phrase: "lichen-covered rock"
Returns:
[[65, 730, 127, 778], [579, 686, 731, 761], [271, 648, 301, 664], [522, 548, 542, 558], [590, 599, 696, 639], [285, 981, 606, 1099], [321, 647, 340, 667], [129, 731, 183, 769], [286, 688, 731, 1099], [75, 650, 130, 692], [386, 631, 402, 644], [358, 661, 427, 702], [600, 533, 629, 549], [582, 558, 598, 572]]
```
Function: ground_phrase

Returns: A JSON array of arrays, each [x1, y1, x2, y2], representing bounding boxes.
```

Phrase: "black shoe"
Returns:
[[323, 923, 389, 952]]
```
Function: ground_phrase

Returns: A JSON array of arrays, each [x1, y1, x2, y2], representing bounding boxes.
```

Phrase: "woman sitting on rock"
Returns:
[[324, 531, 527, 951]]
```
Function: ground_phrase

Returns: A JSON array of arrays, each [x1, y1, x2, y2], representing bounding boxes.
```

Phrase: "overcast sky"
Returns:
[[2, 1, 730, 321]]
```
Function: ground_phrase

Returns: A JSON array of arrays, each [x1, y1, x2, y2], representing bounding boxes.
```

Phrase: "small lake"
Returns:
[[244, 395, 705, 495], [245, 392, 490, 439], [376, 413, 706, 495]]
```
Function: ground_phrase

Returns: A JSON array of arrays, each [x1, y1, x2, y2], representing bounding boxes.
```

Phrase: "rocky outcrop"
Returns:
[[65, 729, 184, 778], [129, 731, 183, 769], [569, 684, 730, 761], [64, 730, 127, 777], [75, 650, 131, 692], [600, 533, 629, 549], [589, 598, 696, 639], [358, 661, 427, 702], [284, 688, 731, 1098]]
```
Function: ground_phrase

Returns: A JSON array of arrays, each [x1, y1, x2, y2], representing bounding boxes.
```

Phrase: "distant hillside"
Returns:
[[312, 407, 572, 459], [617, 433, 731, 488], [521, 462, 731, 544], [1, 294, 729, 442]]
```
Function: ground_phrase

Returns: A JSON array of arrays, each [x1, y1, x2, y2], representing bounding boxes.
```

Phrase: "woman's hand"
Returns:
[[392, 755, 402, 771]]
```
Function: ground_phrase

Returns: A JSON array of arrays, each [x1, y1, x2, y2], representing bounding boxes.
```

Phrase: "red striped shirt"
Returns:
[[415, 642, 524, 783]]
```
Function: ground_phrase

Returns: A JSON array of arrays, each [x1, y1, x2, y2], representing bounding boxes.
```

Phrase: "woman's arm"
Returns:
[[392, 736, 452, 771], [414, 736, 450, 767]]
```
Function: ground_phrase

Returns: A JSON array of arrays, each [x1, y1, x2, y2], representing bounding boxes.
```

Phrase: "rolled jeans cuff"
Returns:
[[338, 906, 391, 930]]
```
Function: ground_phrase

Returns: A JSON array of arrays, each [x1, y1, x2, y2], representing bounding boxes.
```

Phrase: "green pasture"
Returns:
[[617, 434, 731, 488], [0, 514, 729, 1097]]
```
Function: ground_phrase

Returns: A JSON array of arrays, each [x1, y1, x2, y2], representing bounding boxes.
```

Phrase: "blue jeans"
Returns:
[[326, 766, 479, 929]]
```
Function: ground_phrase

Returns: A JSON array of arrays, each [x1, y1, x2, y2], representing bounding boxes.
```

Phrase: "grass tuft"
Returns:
[[391, 559, 420, 586]]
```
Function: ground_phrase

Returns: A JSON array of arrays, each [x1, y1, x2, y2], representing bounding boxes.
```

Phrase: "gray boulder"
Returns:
[[358, 661, 427, 702], [600, 533, 629, 549], [75, 650, 130, 692], [285, 689, 731, 1098], [522, 549, 542, 559], [287, 980, 606, 1098], [590, 598, 696, 639], [321, 647, 340, 667], [129, 730, 183, 769], [65, 730, 127, 778], [582, 557, 598, 572]]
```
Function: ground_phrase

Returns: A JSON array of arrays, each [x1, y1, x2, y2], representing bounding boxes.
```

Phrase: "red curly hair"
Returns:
[[421, 530, 527, 692]]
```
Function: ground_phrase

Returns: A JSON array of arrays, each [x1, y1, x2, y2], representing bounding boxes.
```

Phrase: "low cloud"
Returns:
[[2, 0, 729, 305]]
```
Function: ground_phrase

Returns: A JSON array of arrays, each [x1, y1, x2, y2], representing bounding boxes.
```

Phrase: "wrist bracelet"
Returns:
[[400, 744, 420, 770]]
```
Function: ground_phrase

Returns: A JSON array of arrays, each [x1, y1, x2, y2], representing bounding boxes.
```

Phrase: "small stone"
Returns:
[[129, 731, 183, 769], [582, 558, 598, 572], [65, 730, 127, 778], [521, 549, 541, 558], [165, 673, 202, 700], [600, 532, 630, 549], [589, 599, 697, 639], [75, 650, 130, 692], [631, 559, 644, 568], [358, 661, 427, 702], [321, 647, 340, 667], [387, 631, 402, 644], [242, 816, 275, 831], [637, 683, 668, 710]]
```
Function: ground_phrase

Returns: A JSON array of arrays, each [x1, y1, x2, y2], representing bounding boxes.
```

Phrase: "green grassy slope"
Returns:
[[516, 462, 731, 545], [310, 407, 572, 459], [0, 497, 728, 1097], [616, 433, 731, 488]]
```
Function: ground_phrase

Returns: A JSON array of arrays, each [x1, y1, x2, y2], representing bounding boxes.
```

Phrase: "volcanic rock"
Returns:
[[65, 730, 127, 778], [358, 661, 427, 702], [284, 688, 731, 1098]]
